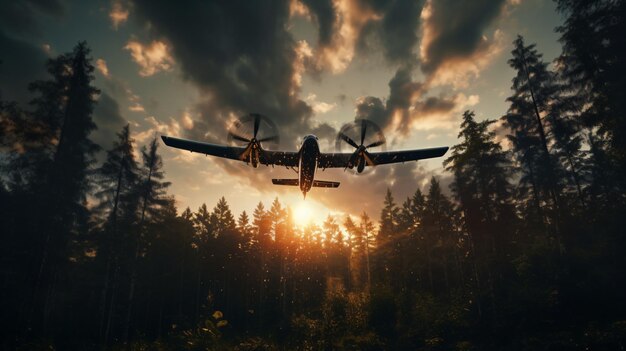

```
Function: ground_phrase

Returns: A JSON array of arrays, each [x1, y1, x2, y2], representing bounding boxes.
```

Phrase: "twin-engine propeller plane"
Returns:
[[161, 113, 449, 198]]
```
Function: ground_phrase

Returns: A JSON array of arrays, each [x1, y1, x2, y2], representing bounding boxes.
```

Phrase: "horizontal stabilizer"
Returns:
[[272, 179, 299, 186], [312, 180, 340, 188]]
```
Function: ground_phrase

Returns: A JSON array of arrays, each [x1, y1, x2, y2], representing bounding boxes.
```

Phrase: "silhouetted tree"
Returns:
[[503, 36, 566, 242], [27, 41, 100, 336]]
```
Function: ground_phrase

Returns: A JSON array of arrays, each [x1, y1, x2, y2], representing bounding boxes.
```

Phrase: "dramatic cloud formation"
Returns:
[[124, 39, 174, 77], [131, 0, 314, 146], [313, 0, 381, 73], [123, 0, 516, 216], [350, 0, 511, 136], [298, 0, 335, 46], [375, 0, 425, 64], [419, 0, 507, 85], [0, 0, 550, 220]]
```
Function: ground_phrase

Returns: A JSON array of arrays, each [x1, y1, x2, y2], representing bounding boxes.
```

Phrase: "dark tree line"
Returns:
[[1, 1, 626, 349]]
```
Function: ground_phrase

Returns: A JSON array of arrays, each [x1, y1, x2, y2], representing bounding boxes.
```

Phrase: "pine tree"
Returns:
[[193, 203, 213, 239], [181, 207, 193, 222], [238, 210, 253, 248], [212, 196, 236, 237], [503, 36, 565, 234], [445, 110, 516, 325], [359, 211, 375, 292], [27, 41, 101, 335], [124, 136, 171, 342], [444, 111, 513, 250], [378, 188, 399, 241], [556, 0, 626, 183], [94, 124, 140, 342], [376, 188, 400, 285], [422, 177, 457, 293], [137, 137, 171, 224]]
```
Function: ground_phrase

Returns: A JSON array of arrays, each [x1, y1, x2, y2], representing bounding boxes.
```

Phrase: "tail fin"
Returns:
[[312, 180, 340, 188], [272, 179, 299, 186]]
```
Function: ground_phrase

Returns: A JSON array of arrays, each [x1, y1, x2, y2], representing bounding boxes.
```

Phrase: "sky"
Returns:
[[0, 0, 565, 225]]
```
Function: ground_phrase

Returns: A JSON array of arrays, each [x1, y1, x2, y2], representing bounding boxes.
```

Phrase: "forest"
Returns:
[[1, 1, 625, 350]]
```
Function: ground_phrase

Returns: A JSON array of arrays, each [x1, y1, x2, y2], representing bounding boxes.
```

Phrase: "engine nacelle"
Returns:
[[249, 150, 259, 168], [357, 156, 365, 173]]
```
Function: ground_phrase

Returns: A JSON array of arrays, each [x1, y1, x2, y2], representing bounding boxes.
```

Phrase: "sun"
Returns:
[[293, 201, 313, 225]]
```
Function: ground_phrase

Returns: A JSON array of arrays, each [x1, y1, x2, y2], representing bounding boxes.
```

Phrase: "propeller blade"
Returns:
[[253, 114, 260, 139], [229, 132, 251, 143], [339, 132, 359, 149], [257, 135, 279, 143], [360, 119, 367, 145], [365, 139, 385, 148], [363, 150, 376, 166]]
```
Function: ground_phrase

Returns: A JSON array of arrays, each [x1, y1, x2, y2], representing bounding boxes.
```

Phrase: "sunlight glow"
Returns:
[[293, 201, 313, 225]]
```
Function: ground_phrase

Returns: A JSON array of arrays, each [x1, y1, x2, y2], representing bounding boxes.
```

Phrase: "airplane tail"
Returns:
[[272, 179, 299, 186], [312, 180, 340, 188]]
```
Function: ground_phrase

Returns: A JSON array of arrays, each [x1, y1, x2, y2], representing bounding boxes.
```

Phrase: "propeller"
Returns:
[[227, 113, 280, 167], [335, 119, 386, 174]]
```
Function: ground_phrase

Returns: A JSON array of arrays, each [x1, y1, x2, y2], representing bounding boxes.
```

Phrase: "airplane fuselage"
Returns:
[[298, 135, 320, 197]]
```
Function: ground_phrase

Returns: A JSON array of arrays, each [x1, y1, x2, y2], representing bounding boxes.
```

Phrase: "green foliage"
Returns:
[[176, 312, 228, 351]]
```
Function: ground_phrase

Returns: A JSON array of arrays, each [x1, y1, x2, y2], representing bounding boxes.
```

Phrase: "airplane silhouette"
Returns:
[[161, 113, 448, 198]]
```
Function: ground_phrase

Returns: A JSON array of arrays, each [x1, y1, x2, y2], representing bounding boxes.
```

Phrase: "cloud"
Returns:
[[304, 0, 382, 73], [0, 32, 48, 104], [349, 0, 508, 139], [426, 30, 505, 88], [410, 93, 480, 131], [377, 0, 424, 63], [124, 39, 174, 77], [134, 115, 180, 144], [296, 0, 424, 70], [305, 93, 337, 114], [310, 122, 337, 145], [353, 64, 424, 134], [95, 58, 110, 78], [292, 40, 314, 94], [0, 0, 66, 104], [128, 103, 145, 112], [181, 110, 194, 130], [0, 0, 65, 37], [355, 71, 479, 135], [131, 0, 315, 146], [109, 1, 130, 29], [92, 92, 128, 154], [419, 0, 507, 85]]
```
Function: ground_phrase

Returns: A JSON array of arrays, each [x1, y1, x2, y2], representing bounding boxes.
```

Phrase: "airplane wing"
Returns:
[[161, 136, 300, 167], [318, 146, 449, 169]]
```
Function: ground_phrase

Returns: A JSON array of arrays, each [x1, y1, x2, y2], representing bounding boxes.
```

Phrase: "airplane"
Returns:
[[161, 113, 449, 198]]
